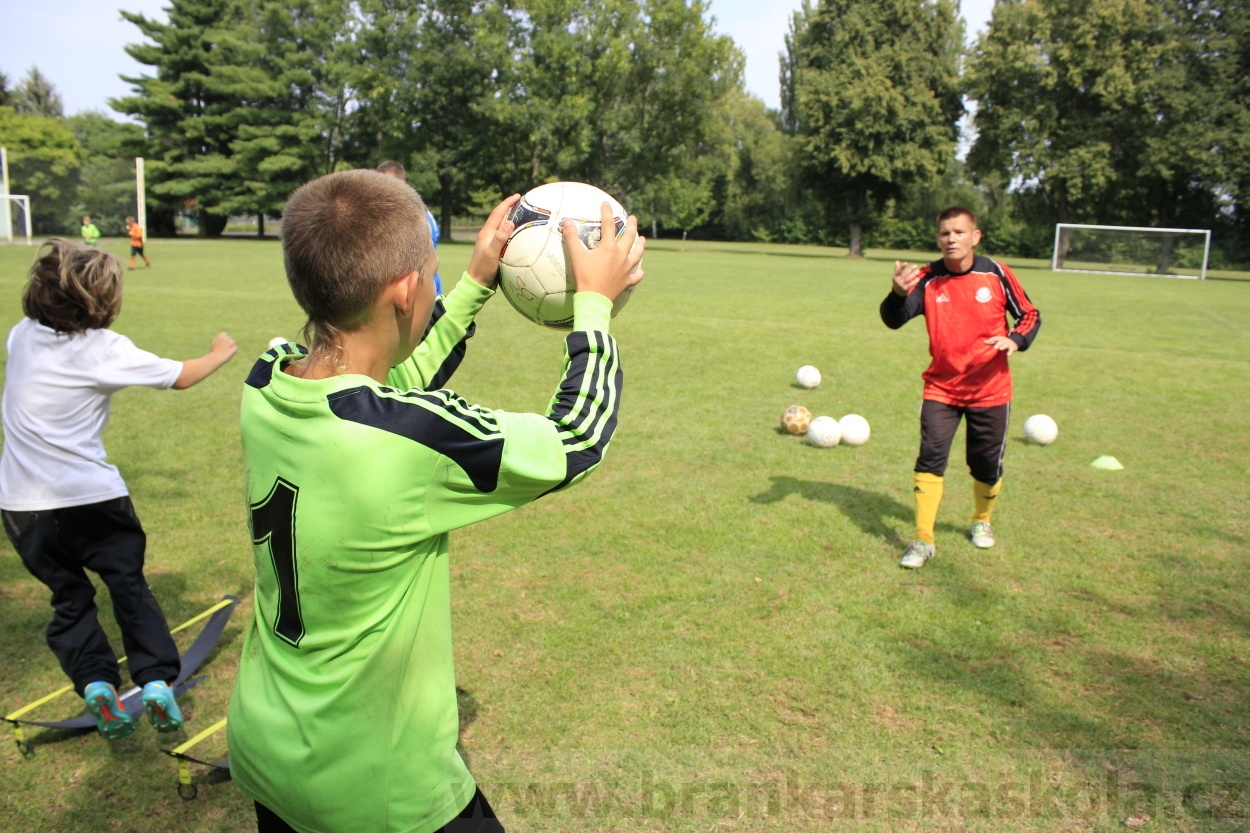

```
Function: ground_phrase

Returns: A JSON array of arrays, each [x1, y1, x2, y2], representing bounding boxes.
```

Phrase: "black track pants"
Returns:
[[914, 400, 1010, 486], [256, 787, 506, 833], [3, 496, 180, 695]]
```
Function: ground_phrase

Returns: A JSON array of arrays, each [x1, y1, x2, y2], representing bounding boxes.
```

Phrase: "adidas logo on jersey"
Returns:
[[935, 293, 950, 303]]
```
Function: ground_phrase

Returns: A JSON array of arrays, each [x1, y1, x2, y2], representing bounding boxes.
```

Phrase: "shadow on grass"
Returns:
[[749, 476, 955, 548], [877, 554, 1250, 810]]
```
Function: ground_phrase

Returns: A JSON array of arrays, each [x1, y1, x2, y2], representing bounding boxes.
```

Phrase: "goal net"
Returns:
[[1052, 224, 1211, 279], [1, 195, 32, 245]]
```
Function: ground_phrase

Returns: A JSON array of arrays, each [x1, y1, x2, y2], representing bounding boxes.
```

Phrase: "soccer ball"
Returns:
[[806, 415, 841, 447], [267, 336, 288, 350], [795, 365, 821, 389], [1024, 414, 1058, 445], [838, 414, 871, 446], [498, 182, 634, 329], [781, 405, 812, 435]]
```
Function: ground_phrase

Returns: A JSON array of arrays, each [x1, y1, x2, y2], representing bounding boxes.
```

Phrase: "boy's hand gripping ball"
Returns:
[[498, 182, 636, 329]]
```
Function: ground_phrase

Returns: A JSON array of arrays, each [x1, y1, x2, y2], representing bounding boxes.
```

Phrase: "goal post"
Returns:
[[2, 195, 32, 245], [1052, 223, 1212, 280]]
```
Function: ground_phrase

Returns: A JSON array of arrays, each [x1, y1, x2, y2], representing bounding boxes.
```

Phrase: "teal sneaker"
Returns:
[[83, 681, 135, 739], [141, 681, 184, 732], [899, 540, 935, 569], [970, 521, 995, 549]]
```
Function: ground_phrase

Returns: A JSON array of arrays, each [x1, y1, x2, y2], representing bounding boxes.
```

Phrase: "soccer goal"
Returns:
[[1, 194, 33, 246], [1052, 224, 1212, 279]]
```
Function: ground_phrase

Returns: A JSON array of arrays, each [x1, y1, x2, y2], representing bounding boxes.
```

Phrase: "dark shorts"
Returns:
[[130, 244, 144, 256], [914, 400, 1010, 485], [2, 496, 180, 693], [255, 787, 505, 833]]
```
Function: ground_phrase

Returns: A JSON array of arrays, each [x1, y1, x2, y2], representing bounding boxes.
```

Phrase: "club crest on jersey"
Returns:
[[975, 286, 992, 303]]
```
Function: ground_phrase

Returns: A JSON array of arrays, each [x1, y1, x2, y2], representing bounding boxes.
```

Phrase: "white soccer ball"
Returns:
[[806, 415, 841, 447], [795, 365, 821, 389], [498, 182, 634, 329], [838, 414, 871, 446], [1023, 414, 1058, 445], [267, 336, 289, 350]]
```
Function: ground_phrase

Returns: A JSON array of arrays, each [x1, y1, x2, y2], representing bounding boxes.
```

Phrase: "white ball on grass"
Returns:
[[268, 336, 289, 350], [806, 415, 841, 447], [795, 365, 821, 389], [838, 414, 871, 446], [1023, 414, 1058, 445]]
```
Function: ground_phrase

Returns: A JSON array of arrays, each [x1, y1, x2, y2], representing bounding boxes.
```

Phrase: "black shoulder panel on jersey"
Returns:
[[327, 386, 504, 493], [245, 356, 276, 389], [245, 344, 309, 390]]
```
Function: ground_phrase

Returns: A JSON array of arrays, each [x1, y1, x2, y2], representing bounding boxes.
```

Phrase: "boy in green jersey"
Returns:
[[228, 169, 644, 833], [80, 215, 101, 245]]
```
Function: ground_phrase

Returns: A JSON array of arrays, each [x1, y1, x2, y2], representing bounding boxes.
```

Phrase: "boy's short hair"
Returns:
[[125, 216, 136, 224], [936, 206, 978, 228], [375, 160, 406, 179], [282, 170, 433, 339], [23, 238, 123, 334]]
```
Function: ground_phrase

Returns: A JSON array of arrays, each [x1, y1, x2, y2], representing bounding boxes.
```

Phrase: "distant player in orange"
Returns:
[[125, 216, 150, 270]]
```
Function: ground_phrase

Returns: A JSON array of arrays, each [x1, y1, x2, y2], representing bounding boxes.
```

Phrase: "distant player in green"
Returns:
[[227, 169, 645, 833], [80, 215, 101, 246]]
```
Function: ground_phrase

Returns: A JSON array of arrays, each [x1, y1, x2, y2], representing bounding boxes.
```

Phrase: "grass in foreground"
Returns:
[[0, 237, 1247, 832]]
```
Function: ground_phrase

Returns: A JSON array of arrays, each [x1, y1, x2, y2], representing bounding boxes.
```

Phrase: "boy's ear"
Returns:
[[391, 270, 422, 316]]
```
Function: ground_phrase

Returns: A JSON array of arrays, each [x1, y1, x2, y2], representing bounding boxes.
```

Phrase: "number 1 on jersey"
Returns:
[[250, 478, 305, 647]]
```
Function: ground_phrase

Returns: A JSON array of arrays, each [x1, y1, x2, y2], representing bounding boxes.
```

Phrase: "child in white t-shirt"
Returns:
[[0, 239, 237, 738]]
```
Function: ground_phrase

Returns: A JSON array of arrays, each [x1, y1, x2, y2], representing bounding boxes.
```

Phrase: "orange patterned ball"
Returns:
[[781, 405, 812, 435]]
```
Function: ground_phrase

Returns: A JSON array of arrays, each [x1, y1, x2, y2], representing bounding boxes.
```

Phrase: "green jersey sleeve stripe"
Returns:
[[419, 298, 474, 390], [546, 330, 622, 490]]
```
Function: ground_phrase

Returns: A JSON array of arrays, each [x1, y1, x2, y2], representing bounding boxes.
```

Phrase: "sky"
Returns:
[[0, 0, 998, 118]]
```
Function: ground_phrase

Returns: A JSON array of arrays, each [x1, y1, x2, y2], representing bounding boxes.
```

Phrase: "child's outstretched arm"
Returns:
[[173, 332, 238, 389], [406, 202, 645, 533], [389, 195, 521, 391]]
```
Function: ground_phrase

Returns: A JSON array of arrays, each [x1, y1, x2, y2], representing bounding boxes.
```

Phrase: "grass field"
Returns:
[[0, 236, 1248, 832]]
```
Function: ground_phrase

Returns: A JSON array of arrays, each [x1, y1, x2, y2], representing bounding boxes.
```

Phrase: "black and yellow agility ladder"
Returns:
[[3, 595, 238, 799]]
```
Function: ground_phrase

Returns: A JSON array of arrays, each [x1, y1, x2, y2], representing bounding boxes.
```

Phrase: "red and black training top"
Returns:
[[880, 255, 1040, 408]]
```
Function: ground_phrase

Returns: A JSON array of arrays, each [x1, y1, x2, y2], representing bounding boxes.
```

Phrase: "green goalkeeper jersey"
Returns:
[[227, 277, 621, 833]]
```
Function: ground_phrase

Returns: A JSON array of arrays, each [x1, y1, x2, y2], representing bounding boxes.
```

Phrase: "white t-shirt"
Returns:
[[0, 318, 182, 511]]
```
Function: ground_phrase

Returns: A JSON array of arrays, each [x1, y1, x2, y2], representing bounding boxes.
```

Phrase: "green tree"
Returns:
[[788, 0, 964, 256], [68, 112, 146, 236], [346, 0, 515, 237], [12, 67, 64, 118], [0, 106, 82, 233], [706, 91, 809, 243], [223, 0, 351, 233], [1202, 0, 1250, 259], [966, 0, 1225, 240], [498, 0, 741, 228], [114, 0, 261, 236]]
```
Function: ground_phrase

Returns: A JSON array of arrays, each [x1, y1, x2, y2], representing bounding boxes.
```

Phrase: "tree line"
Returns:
[[2, 0, 1247, 265]]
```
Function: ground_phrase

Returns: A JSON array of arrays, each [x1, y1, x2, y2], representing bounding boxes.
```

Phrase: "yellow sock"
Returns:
[[913, 472, 944, 544], [972, 478, 1002, 523]]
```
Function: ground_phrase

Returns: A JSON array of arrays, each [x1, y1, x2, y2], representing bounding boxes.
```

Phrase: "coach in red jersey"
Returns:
[[881, 207, 1040, 569]]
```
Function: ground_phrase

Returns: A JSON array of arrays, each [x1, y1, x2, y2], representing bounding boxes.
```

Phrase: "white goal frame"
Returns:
[[1052, 223, 1212, 280], [2, 195, 33, 246]]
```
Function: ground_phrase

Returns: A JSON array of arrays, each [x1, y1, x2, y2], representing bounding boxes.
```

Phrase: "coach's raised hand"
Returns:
[[466, 193, 521, 289], [562, 201, 646, 302], [892, 261, 922, 296]]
